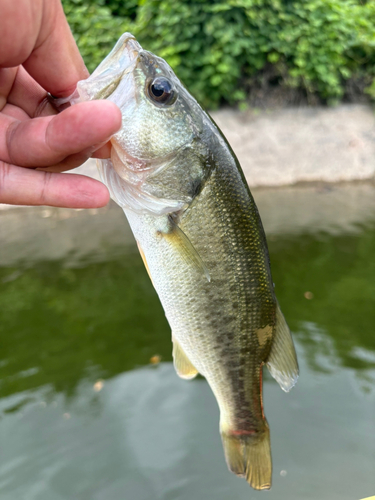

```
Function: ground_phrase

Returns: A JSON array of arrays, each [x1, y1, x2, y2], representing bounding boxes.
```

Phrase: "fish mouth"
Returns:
[[76, 33, 142, 103]]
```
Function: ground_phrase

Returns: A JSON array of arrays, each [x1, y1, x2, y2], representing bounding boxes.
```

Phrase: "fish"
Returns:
[[66, 33, 299, 490]]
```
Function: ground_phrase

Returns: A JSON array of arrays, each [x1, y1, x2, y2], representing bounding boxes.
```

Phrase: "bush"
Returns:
[[62, 0, 128, 74], [62, 0, 375, 108]]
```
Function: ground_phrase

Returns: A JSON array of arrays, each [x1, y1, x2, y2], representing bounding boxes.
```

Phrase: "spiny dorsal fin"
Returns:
[[162, 218, 211, 282], [172, 335, 198, 380], [265, 301, 299, 392]]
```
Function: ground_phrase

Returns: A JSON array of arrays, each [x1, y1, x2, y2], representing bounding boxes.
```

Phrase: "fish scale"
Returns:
[[66, 32, 299, 490]]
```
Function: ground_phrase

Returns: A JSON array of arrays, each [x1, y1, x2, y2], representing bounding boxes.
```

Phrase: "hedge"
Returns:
[[62, 0, 375, 108]]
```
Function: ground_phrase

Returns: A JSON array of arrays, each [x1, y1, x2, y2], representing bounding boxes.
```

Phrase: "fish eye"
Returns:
[[147, 77, 176, 105]]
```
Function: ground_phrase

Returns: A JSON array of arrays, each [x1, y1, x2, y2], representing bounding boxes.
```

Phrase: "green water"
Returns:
[[0, 187, 375, 500]]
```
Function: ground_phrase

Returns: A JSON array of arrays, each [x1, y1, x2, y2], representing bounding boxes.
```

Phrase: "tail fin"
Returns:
[[221, 424, 272, 490]]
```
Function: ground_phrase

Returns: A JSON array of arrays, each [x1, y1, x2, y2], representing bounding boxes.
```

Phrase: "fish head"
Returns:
[[114, 45, 205, 166], [74, 33, 209, 215], [76, 33, 204, 166]]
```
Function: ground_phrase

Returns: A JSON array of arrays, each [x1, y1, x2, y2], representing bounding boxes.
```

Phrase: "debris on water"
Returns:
[[63, 413, 71, 420], [150, 355, 161, 365], [93, 380, 104, 392]]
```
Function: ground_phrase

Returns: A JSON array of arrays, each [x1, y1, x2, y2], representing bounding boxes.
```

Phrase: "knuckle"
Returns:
[[0, 160, 11, 184], [40, 171, 53, 205], [0, 161, 12, 202], [5, 121, 19, 166]]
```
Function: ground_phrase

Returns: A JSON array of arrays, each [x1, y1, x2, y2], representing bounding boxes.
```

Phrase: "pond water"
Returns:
[[0, 183, 375, 500]]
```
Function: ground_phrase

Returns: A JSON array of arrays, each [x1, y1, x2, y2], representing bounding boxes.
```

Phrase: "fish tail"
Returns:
[[221, 423, 272, 490]]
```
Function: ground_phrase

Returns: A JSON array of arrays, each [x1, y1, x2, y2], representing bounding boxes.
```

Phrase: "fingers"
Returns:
[[24, 0, 89, 96], [1, 100, 121, 167], [1, 0, 88, 97], [0, 67, 18, 111], [6, 66, 56, 118], [0, 161, 110, 208], [0, 0, 117, 209], [35, 141, 114, 173], [36, 150, 95, 173], [93, 142, 112, 160], [1, 104, 29, 121], [0, 0, 43, 66]]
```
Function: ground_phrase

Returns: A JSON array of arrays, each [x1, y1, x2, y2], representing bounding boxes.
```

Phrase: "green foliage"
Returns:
[[62, 0, 129, 73], [103, 0, 138, 19], [62, 0, 375, 108]]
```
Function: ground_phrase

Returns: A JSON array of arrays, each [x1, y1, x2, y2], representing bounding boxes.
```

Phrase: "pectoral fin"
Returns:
[[265, 302, 299, 392], [172, 335, 198, 380], [162, 217, 211, 282]]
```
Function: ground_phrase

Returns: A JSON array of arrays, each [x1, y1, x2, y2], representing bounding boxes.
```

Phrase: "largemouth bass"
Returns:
[[67, 33, 299, 490]]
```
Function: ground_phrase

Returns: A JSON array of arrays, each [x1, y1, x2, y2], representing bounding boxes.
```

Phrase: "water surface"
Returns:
[[1, 183, 375, 499]]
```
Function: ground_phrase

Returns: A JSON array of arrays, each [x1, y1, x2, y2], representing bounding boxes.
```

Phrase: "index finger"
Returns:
[[0, 0, 88, 97], [24, 0, 89, 96]]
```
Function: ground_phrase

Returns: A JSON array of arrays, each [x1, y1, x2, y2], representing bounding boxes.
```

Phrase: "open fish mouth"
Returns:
[[75, 33, 142, 105]]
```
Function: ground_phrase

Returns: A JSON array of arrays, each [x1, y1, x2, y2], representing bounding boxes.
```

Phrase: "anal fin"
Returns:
[[266, 301, 299, 392], [172, 335, 198, 380]]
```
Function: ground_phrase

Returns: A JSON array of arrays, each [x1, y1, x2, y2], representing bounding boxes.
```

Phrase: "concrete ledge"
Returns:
[[213, 104, 375, 187], [1, 104, 374, 213], [72, 104, 375, 188]]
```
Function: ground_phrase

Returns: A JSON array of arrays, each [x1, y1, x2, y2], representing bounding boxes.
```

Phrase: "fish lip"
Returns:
[[76, 32, 142, 102], [119, 34, 143, 68], [93, 32, 142, 77]]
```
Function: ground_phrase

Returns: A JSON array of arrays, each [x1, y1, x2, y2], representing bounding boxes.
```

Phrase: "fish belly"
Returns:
[[124, 164, 276, 489]]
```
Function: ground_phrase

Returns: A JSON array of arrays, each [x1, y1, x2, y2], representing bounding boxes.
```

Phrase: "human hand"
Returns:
[[0, 0, 122, 208]]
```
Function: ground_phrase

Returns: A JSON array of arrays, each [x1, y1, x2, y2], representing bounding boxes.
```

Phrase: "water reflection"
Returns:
[[269, 226, 375, 374], [1, 361, 374, 500], [1, 204, 375, 398], [0, 255, 170, 399], [1, 182, 375, 499]]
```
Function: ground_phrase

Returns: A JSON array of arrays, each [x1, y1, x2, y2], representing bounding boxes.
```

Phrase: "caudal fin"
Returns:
[[221, 424, 272, 490]]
